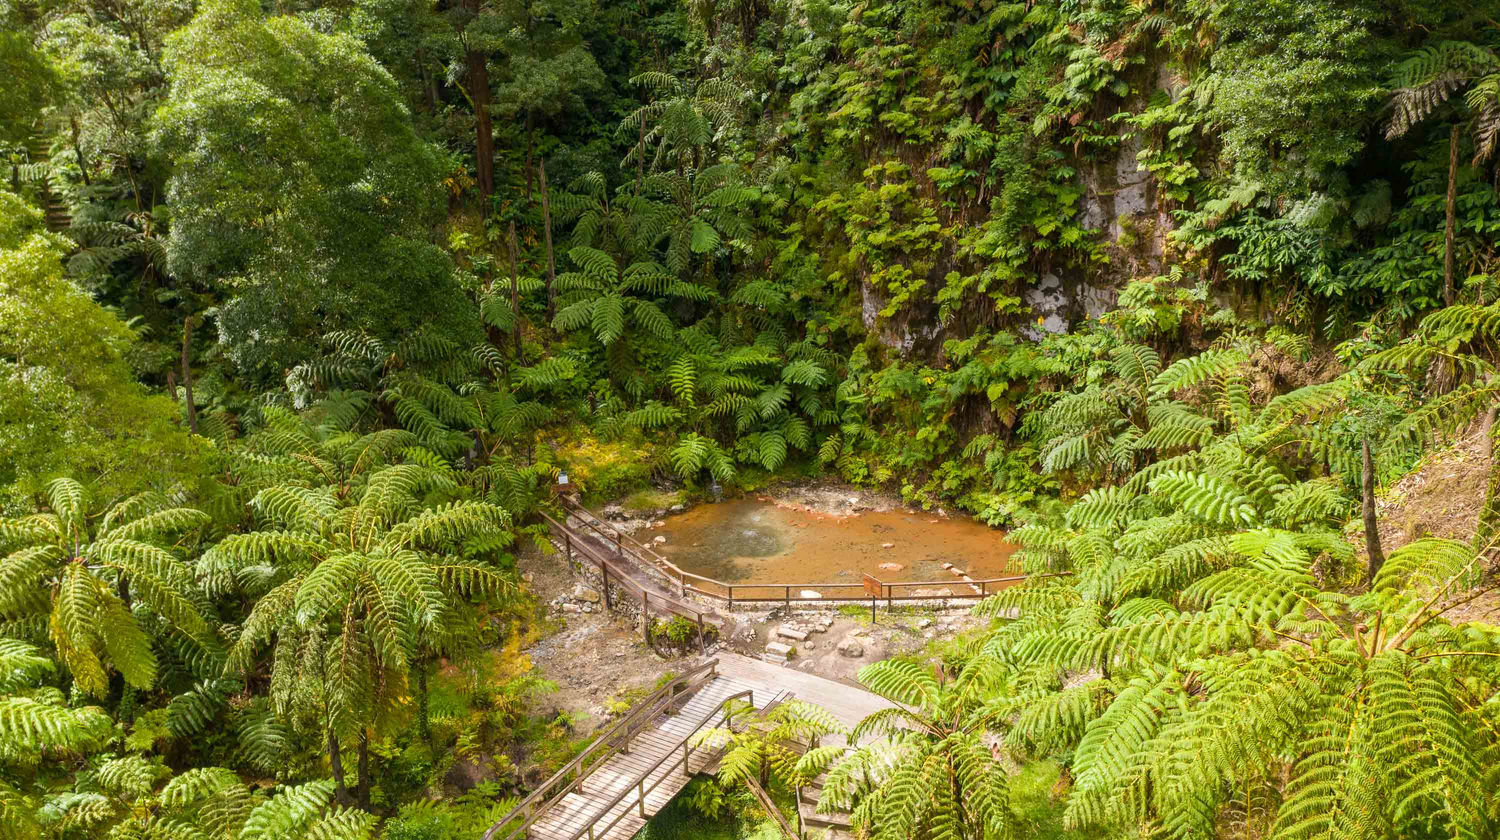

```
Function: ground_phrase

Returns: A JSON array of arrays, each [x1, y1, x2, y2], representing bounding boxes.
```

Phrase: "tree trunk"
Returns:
[[461, 9, 493, 202], [329, 729, 351, 805], [635, 117, 645, 195], [508, 222, 522, 356], [71, 118, 90, 186], [1445, 123, 1460, 306], [1477, 404, 1500, 550], [540, 158, 557, 321], [1485, 403, 1499, 460], [417, 48, 439, 114], [181, 316, 198, 434], [524, 111, 536, 200], [1363, 437, 1386, 585], [416, 665, 435, 753], [356, 729, 372, 811]]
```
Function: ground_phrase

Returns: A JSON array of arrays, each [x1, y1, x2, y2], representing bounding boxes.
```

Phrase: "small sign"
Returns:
[[862, 574, 883, 598]]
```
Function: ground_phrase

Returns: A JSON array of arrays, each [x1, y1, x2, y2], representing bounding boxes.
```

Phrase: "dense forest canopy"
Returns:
[[7, 0, 1500, 836]]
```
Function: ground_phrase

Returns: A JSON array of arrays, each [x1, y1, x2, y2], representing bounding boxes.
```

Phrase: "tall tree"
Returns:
[[1386, 37, 1500, 305], [156, 0, 477, 382], [0, 192, 201, 510]]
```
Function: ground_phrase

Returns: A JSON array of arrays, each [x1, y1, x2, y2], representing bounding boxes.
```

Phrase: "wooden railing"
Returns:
[[540, 509, 716, 650], [745, 774, 800, 840], [556, 689, 767, 840], [481, 660, 721, 840], [554, 496, 1025, 609]]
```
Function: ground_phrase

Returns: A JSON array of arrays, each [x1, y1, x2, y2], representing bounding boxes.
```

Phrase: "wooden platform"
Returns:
[[712, 653, 895, 742], [516, 655, 894, 840]]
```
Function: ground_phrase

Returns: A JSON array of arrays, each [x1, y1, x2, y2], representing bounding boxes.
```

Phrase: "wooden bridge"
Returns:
[[482, 653, 895, 840]]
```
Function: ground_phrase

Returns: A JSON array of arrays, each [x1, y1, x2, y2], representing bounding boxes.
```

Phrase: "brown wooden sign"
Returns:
[[862, 573, 883, 598]]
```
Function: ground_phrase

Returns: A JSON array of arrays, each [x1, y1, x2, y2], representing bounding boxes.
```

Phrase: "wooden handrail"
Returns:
[[540, 510, 712, 625], [744, 774, 799, 840], [481, 659, 721, 840], [547, 498, 1028, 610], [561, 690, 757, 840]]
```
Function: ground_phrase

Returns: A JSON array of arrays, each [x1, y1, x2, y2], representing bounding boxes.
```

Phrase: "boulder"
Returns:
[[878, 562, 904, 572], [572, 584, 601, 603], [799, 590, 823, 599], [836, 637, 865, 658], [881, 542, 894, 549], [912, 587, 953, 598]]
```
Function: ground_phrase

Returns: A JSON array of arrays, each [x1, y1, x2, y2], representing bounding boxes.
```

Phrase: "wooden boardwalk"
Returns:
[[487, 654, 894, 840], [713, 653, 895, 741], [540, 506, 732, 644]]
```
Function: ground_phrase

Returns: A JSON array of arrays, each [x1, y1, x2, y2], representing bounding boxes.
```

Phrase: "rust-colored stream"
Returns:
[[645, 498, 1018, 589]]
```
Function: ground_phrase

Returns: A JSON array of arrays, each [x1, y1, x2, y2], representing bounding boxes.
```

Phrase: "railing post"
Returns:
[[681, 741, 691, 777], [795, 783, 805, 839], [602, 566, 612, 611], [564, 530, 572, 565], [641, 591, 650, 645], [727, 585, 733, 611], [638, 778, 647, 817], [784, 585, 790, 610], [697, 614, 705, 654]]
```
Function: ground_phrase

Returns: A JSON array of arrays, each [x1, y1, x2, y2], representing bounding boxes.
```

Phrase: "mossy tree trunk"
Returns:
[[1363, 437, 1386, 585]]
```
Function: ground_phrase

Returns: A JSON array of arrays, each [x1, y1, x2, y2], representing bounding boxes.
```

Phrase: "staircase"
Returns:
[[541, 501, 733, 646], [483, 659, 787, 840], [21, 135, 71, 232], [796, 766, 854, 837]]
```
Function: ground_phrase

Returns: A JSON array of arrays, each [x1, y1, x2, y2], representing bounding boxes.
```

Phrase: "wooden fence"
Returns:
[[553, 497, 1024, 610]]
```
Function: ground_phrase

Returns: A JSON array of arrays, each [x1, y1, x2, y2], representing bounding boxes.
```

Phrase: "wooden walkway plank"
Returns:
[[500, 651, 897, 840]]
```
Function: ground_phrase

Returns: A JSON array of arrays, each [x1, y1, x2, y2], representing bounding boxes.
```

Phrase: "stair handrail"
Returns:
[[538, 510, 713, 628], [560, 689, 758, 840], [744, 773, 800, 840], [481, 659, 720, 840]]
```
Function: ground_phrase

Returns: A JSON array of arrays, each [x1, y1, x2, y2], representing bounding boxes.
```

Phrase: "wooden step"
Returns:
[[801, 809, 854, 829]]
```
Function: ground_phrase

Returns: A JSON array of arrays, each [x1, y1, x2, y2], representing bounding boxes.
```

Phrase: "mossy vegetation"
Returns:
[[7, 0, 1500, 836]]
